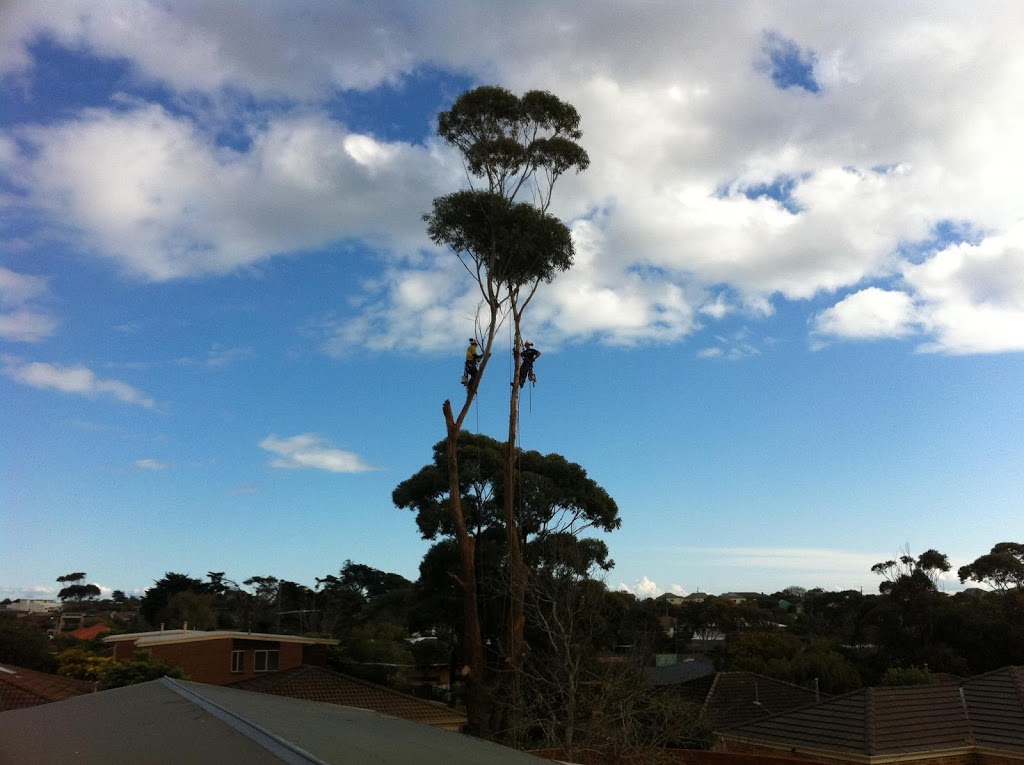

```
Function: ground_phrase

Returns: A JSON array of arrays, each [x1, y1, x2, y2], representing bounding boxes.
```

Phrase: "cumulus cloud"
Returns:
[[4, 2, 1024, 352], [617, 576, 688, 599], [904, 227, 1024, 354], [3, 105, 451, 282], [812, 287, 918, 344], [0, 267, 58, 342], [2, 357, 156, 407], [260, 433, 377, 473]]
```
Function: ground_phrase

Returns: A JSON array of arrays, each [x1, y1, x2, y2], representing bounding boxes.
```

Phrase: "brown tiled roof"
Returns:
[[962, 665, 1024, 752], [229, 664, 467, 729], [672, 672, 825, 730], [723, 666, 1024, 758], [0, 664, 95, 711]]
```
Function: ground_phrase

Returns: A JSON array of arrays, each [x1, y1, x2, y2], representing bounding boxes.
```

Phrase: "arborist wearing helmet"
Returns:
[[462, 338, 482, 386], [518, 341, 541, 388]]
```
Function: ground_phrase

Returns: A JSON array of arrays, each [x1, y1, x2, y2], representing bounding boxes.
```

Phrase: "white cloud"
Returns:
[[0, 309, 58, 343], [4, 3, 1024, 353], [904, 227, 1024, 354], [2, 357, 156, 408], [812, 287, 918, 344], [0, 585, 56, 599], [5, 105, 451, 282], [0, 267, 58, 342], [812, 227, 1024, 354], [134, 458, 167, 471], [616, 576, 689, 599], [260, 433, 377, 473]]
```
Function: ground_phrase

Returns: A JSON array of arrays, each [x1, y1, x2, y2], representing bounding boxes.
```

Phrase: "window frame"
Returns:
[[253, 649, 279, 672], [230, 650, 245, 673]]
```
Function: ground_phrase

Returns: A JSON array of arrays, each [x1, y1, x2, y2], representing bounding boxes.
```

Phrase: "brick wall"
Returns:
[[125, 637, 307, 685]]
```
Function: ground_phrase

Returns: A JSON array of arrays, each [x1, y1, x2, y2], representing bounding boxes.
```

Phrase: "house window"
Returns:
[[230, 650, 244, 673], [253, 649, 279, 672]]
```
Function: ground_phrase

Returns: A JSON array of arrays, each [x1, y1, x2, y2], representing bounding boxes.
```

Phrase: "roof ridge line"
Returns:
[[160, 677, 329, 765], [864, 686, 876, 756]]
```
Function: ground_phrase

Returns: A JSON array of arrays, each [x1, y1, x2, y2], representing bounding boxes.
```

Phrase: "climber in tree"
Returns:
[[518, 341, 541, 388], [462, 338, 482, 386]]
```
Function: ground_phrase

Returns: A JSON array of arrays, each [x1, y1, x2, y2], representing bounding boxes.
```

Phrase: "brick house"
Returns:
[[103, 629, 337, 685]]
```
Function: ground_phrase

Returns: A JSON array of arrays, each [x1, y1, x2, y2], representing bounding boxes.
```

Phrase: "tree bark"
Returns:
[[443, 398, 489, 735]]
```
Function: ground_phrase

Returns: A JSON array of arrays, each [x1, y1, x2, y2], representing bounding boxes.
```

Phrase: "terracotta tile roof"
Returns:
[[723, 666, 1024, 758], [68, 623, 112, 640], [673, 672, 825, 730], [0, 664, 95, 711], [229, 664, 467, 730]]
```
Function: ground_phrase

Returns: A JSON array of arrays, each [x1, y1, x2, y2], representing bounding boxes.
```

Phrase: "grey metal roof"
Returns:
[[0, 677, 547, 764]]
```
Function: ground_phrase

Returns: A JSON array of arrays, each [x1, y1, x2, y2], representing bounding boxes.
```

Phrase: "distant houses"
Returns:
[[0, 599, 60, 614]]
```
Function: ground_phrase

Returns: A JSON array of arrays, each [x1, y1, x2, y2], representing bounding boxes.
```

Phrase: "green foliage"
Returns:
[[424, 85, 589, 324], [393, 433, 620, 556], [958, 542, 1024, 590], [395, 434, 621, 664], [425, 190, 574, 289], [56, 572, 101, 602], [721, 632, 862, 694], [139, 572, 210, 627], [880, 666, 937, 686], [314, 562, 412, 639], [337, 623, 414, 665], [57, 583, 102, 601], [436, 85, 589, 191], [163, 590, 218, 630], [99, 650, 187, 690], [0, 614, 56, 672], [871, 548, 950, 596], [57, 648, 114, 681]]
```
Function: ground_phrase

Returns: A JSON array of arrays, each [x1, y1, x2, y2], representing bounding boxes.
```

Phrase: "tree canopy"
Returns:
[[393, 432, 620, 569], [958, 542, 1024, 590]]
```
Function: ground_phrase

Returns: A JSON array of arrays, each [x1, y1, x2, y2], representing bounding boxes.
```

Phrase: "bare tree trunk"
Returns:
[[442, 399, 488, 734], [440, 301, 499, 735], [504, 334, 527, 666]]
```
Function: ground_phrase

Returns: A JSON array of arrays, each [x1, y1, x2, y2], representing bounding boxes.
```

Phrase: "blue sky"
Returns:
[[2, 2, 1023, 602]]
